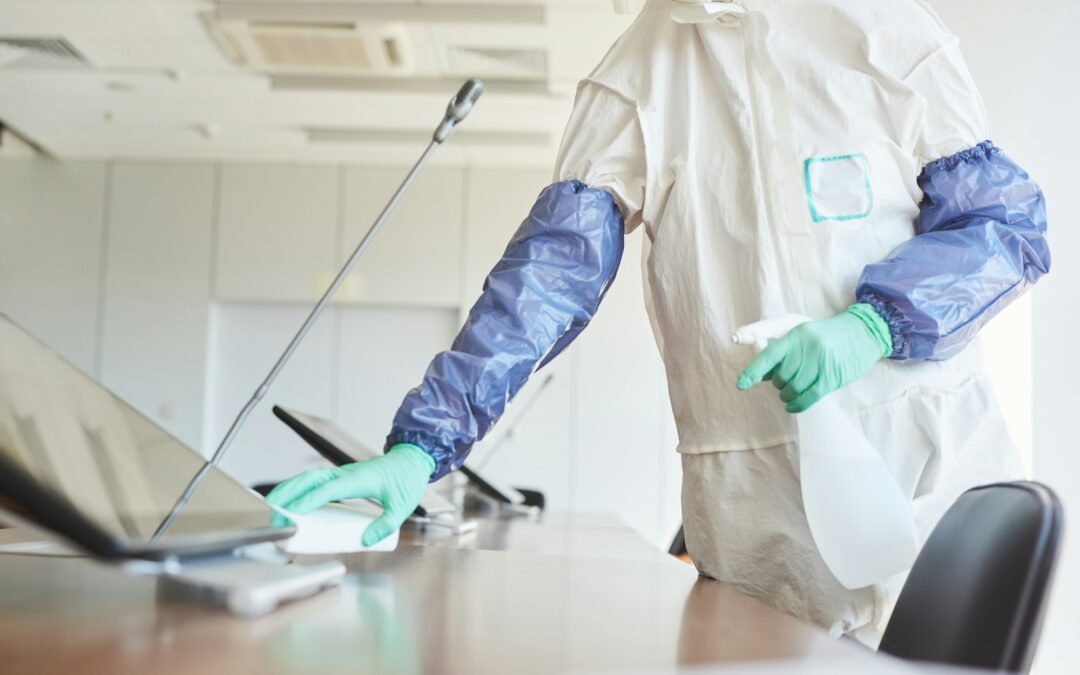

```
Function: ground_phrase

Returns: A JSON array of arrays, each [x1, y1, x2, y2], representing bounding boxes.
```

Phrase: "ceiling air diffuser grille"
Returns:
[[0, 37, 88, 65], [206, 16, 413, 75]]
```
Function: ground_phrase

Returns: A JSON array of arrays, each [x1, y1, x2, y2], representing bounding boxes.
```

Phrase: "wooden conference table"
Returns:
[[0, 513, 871, 675]]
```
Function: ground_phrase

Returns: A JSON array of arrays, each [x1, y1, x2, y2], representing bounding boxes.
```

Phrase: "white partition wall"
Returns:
[[203, 302, 340, 484], [203, 301, 461, 487], [99, 162, 215, 449], [214, 165, 339, 304], [335, 306, 461, 453], [0, 160, 106, 375], [572, 234, 682, 546], [341, 167, 465, 308]]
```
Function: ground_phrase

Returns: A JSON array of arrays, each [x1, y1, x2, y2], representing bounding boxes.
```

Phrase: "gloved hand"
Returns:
[[266, 443, 436, 547], [736, 304, 892, 413]]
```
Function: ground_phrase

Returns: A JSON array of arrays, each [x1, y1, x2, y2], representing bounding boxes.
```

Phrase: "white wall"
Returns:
[[0, 160, 105, 374], [931, 3, 1080, 673], [99, 162, 215, 448], [0, 157, 682, 548]]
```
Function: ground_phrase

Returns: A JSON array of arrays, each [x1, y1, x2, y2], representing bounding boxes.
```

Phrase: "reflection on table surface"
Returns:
[[399, 511, 676, 563], [0, 513, 858, 675]]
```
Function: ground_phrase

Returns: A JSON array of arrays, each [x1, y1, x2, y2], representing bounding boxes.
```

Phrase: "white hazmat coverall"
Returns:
[[552, 0, 1043, 644]]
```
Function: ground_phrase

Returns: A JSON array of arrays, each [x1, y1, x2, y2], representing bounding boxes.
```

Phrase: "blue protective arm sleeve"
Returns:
[[385, 180, 625, 480], [856, 141, 1050, 361]]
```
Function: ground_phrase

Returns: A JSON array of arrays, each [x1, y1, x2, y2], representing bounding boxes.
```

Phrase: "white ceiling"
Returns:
[[0, 0, 634, 166]]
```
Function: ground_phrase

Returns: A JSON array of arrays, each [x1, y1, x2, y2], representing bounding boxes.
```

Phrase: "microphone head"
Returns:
[[434, 79, 484, 143], [447, 79, 484, 123]]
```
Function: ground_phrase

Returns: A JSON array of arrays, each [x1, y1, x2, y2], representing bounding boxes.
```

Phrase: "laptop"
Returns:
[[0, 314, 292, 560]]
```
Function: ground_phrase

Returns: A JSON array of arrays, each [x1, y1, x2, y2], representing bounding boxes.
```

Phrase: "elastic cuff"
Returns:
[[847, 303, 893, 359], [387, 443, 437, 479], [923, 140, 997, 173], [385, 428, 454, 482], [855, 293, 912, 360]]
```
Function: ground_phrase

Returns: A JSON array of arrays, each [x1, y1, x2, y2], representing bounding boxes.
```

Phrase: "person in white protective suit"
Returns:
[[269, 0, 1051, 645]]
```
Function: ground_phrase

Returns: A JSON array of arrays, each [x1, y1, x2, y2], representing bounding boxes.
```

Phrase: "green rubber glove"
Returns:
[[266, 443, 436, 547], [736, 304, 893, 413]]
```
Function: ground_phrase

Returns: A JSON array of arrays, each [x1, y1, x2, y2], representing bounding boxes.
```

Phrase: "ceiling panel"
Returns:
[[0, 0, 632, 165]]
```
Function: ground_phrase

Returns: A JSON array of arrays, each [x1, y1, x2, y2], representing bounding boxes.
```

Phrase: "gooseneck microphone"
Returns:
[[153, 80, 485, 540]]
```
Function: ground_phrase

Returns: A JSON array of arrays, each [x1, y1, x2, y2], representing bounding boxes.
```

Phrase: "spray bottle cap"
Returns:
[[731, 314, 812, 354]]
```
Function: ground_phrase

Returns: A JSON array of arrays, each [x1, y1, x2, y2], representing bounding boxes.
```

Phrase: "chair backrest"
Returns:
[[879, 482, 1063, 673], [669, 525, 688, 557]]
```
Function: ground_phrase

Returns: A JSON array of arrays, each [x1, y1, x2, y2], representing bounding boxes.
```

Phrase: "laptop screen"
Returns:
[[0, 315, 277, 548]]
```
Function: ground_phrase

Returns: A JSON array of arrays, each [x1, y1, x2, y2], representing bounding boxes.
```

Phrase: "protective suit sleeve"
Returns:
[[903, 40, 991, 164], [554, 81, 646, 232], [856, 142, 1050, 361], [385, 181, 625, 480]]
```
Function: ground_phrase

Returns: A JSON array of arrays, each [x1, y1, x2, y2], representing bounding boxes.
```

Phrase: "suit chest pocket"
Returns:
[[803, 153, 873, 223]]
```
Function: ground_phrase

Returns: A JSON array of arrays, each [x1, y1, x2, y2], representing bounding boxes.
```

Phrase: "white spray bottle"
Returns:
[[732, 315, 919, 590]]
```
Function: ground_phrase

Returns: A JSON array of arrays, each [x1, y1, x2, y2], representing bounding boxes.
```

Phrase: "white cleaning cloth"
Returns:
[[268, 502, 399, 555]]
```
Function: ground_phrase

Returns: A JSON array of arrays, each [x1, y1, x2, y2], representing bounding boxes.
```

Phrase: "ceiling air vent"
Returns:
[[0, 36, 89, 68], [445, 46, 547, 81], [206, 16, 413, 75]]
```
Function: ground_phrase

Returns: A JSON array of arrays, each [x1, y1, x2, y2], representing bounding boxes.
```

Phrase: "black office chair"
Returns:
[[880, 481, 1063, 673], [669, 525, 688, 557]]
